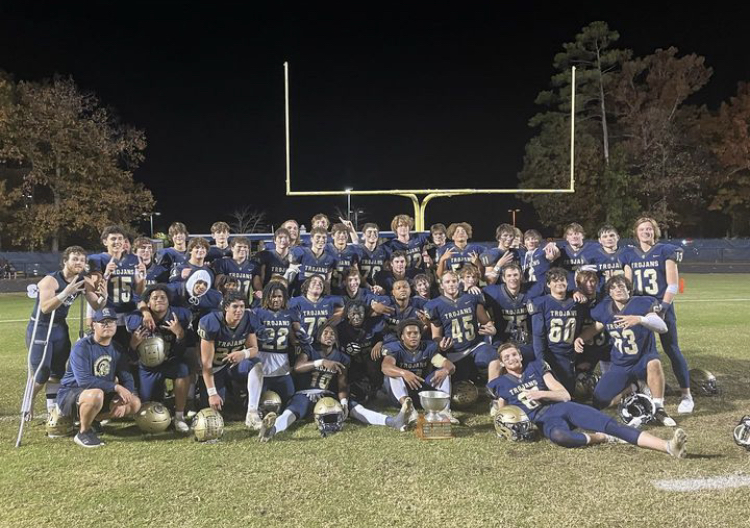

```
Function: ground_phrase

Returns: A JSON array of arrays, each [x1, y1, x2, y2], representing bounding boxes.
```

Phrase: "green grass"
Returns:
[[1, 274, 749, 528]]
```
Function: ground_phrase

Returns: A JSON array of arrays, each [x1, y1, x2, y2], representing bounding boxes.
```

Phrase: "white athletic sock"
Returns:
[[275, 410, 296, 433], [388, 377, 409, 402], [175, 411, 185, 421], [653, 397, 664, 408], [436, 376, 451, 395], [350, 404, 387, 426], [46, 382, 60, 412], [246, 364, 264, 411]]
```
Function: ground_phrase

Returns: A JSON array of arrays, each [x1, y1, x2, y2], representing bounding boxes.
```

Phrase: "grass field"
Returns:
[[1, 274, 749, 528]]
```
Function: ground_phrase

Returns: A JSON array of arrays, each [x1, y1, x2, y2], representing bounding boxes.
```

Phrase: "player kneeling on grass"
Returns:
[[574, 275, 677, 427], [127, 284, 193, 434], [56, 308, 142, 448], [259, 323, 412, 441], [488, 343, 686, 458], [381, 319, 457, 427]]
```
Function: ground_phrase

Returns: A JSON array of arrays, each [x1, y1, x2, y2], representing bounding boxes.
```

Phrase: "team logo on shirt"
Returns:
[[94, 356, 112, 377]]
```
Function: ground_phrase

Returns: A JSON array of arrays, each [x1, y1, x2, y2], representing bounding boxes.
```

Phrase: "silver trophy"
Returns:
[[419, 391, 451, 422]]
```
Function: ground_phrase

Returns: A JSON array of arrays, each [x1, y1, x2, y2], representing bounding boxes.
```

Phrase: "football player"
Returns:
[[482, 224, 522, 285], [521, 229, 557, 298], [169, 237, 214, 285], [213, 236, 259, 305], [621, 217, 693, 414], [197, 292, 260, 412], [291, 226, 337, 295], [386, 214, 430, 271], [436, 222, 485, 278], [375, 279, 430, 343], [133, 236, 169, 287], [555, 223, 594, 289], [254, 227, 295, 290], [57, 308, 142, 448], [289, 274, 345, 339], [157, 222, 189, 271], [412, 273, 434, 302], [529, 268, 585, 394], [327, 221, 362, 295], [573, 270, 611, 377], [374, 250, 417, 295], [88, 225, 146, 349], [282, 219, 302, 247], [25, 246, 106, 417], [488, 343, 687, 457], [245, 282, 311, 430], [430, 223, 448, 250], [425, 270, 497, 383], [358, 222, 388, 287], [382, 319, 456, 426], [311, 213, 330, 231], [587, 225, 625, 291], [575, 275, 677, 427], [258, 323, 412, 441], [483, 263, 532, 357], [127, 284, 193, 433], [205, 221, 232, 264]]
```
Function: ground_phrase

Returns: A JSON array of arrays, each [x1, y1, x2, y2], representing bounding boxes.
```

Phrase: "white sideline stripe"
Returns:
[[678, 298, 750, 302], [652, 475, 750, 492], [0, 319, 27, 324]]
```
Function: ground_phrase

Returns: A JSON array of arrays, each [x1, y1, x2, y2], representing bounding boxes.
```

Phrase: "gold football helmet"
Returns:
[[259, 391, 282, 416], [493, 405, 537, 441], [451, 380, 479, 409], [313, 397, 345, 437], [192, 408, 225, 442], [46, 406, 74, 438], [134, 402, 172, 434], [137, 336, 167, 368]]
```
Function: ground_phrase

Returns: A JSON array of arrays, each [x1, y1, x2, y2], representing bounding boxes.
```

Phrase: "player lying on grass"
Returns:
[[487, 343, 687, 458]]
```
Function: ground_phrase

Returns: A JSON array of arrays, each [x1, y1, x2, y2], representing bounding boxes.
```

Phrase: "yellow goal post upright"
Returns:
[[284, 62, 576, 231]]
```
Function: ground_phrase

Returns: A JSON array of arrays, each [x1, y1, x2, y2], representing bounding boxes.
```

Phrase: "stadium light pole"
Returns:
[[345, 188, 352, 220], [508, 209, 520, 227], [142, 211, 161, 237]]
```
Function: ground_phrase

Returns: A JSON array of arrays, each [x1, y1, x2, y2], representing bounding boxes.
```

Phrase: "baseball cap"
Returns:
[[92, 308, 117, 322]]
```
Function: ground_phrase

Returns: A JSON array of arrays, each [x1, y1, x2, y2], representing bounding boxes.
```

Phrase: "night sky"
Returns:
[[2, 2, 749, 240]]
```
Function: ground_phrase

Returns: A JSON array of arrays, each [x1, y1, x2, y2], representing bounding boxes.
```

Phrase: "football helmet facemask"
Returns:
[[619, 392, 656, 428], [313, 397, 345, 437], [689, 368, 719, 396], [259, 390, 282, 417], [494, 405, 538, 441]]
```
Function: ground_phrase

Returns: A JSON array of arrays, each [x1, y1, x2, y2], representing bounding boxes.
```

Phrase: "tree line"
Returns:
[[518, 21, 750, 237]]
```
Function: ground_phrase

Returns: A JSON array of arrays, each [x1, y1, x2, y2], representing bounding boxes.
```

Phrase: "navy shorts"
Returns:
[[138, 356, 190, 402], [57, 387, 116, 419]]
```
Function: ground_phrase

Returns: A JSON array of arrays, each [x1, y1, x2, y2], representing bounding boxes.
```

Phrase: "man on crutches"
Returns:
[[20, 246, 107, 427]]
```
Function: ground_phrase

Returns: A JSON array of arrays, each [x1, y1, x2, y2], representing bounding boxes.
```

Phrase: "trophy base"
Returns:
[[416, 414, 452, 440]]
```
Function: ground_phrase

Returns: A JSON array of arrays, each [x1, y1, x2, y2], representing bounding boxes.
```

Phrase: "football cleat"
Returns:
[[677, 397, 695, 414], [654, 407, 677, 427], [733, 416, 750, 450], [451, 380, 479, 409], [689, 368, 719, 397], [192, 408, 224, 442], [391, 398, 414, 431], [134, 402, 172, 434], [494, 405, 538, 441], [258, 412, 277, 443], [667, 428, 688, 459], [245, 409, 263, 431], [313, 397, 346, 437], [619, 393, 656, 428], [173, 418, 190, 434]]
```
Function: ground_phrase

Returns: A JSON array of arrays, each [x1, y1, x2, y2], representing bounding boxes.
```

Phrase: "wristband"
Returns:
[[665, 284, 679, 295], [56, 292, 67, 302], [243, 349, 252, 360], [207, 387, 218, 397], [314, 359, 323, 368]]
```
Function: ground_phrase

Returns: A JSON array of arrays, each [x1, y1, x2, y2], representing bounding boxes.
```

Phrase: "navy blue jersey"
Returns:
[[206, 245, 232, 264], [293, 246, 338, 284], [213, 257, 259, 302], [480, 247, 523, 271], [338, 318, 385, 361], [382, 340, 442, 379], [156, 247, 188, 271], [385, 233, 431, 270], [254, 307, 300, 376], [197, 310, 258, 371], [126, 306, 193, 359], [620, 243, 683, 301], [378, 296, 427, 337], [255, 249, 292, 284], [358, 244, 389, 286], [425, 293, 485, 353], [340, 287, 378, 306], [297, 347, 351, 393], [58, 335, 135, 396], [168, 283, 222, 329], [578, 296, 610, 362], [590, 296, 660, 367], [144, 263, 169, 287], [586, 246, 625, 290], [88, 253, 140, 314], [522, 247, 552, 294], [487, 360, 551, 421], [169, 262, 215, 285], [437, 243, 487, 273], [327, 243, 363, 294], [289, 295, 343, 338], [29, 271, 80, 325], [530, 295, 584, 358], [483, 284, 531, 344]]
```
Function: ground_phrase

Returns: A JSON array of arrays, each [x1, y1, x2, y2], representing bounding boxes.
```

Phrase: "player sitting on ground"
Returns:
[[488, 343, 687, 458]]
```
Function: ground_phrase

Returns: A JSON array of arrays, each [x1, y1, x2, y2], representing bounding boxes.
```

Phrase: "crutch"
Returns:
[[15, 304, 56, 447]]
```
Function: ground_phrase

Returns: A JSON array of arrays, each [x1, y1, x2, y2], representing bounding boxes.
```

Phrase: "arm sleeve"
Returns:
[[640, 312, 668, 334]]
